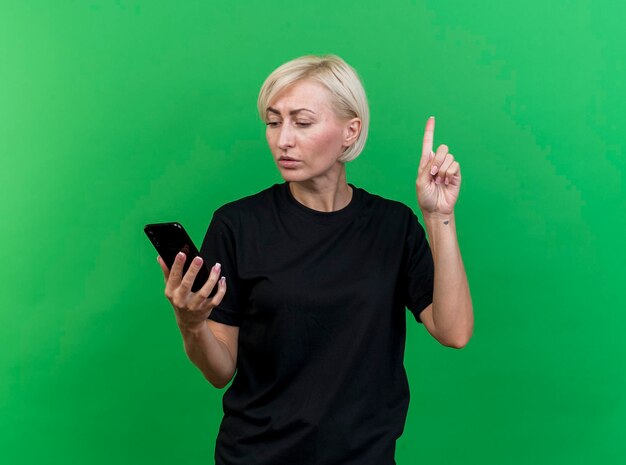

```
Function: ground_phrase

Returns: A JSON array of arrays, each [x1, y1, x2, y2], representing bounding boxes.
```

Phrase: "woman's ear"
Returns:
[[343, 118, 362, 147]]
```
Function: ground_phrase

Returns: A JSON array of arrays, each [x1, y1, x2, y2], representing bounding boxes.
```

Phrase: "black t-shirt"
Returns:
[[199, 182, 434, 465]]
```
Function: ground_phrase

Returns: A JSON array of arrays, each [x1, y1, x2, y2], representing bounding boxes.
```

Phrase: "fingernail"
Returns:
[[193, 256, 203, 265], [430, 165, 438, 175], [435, 176, 442, 184], [177, 252, 185, 258], [429, 115, 435, 120], [220, 276, 226, 284], [445, 177, 449, 185], [214, 262, 221, 270]]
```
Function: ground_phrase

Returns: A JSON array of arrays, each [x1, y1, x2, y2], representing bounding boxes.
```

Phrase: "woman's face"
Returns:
[[265, 79, 359, 183]]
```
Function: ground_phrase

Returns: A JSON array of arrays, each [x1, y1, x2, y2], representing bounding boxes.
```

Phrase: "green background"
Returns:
[[2, 1, 624, 464]]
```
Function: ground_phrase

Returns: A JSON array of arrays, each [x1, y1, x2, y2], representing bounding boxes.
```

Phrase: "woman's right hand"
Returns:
[[157, 252, 227, 331]]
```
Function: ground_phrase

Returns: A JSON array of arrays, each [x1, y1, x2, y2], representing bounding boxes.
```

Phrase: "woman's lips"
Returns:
[[278, 157, 301, 168]]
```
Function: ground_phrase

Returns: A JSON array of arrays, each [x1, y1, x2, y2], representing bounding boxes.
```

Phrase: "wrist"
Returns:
[[176, 317, 208, 336], [422, 210, 455, 224]]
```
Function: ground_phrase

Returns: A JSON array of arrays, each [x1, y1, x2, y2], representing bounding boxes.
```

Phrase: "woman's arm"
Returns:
[[415, 117, 474, 348], [158, 254, 239, 388], [419, 213, 473, 348], [178, 319, 239, 388]]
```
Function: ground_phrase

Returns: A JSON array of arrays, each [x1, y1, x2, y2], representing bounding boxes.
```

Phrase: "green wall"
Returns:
[[2, 1, 624, 464]]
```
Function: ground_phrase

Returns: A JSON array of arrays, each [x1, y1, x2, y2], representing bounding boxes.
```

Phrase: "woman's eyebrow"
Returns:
[[266, 107, 316, 116]]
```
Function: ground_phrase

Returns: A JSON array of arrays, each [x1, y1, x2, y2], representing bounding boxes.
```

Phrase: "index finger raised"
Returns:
[[420, 116, 436, 168]]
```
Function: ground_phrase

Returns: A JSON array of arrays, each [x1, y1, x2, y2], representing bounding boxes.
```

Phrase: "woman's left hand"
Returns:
[[416, 117, 462, 216]]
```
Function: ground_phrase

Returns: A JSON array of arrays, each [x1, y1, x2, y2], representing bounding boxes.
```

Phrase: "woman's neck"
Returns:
[[288, 167, 352, 212]]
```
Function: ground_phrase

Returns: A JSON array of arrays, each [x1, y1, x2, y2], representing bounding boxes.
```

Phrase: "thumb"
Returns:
[[157, 255, 171, 283]]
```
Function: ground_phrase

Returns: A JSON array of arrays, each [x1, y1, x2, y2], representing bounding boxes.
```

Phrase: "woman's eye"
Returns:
[[266, 121, 281, 127], [296, 122, 312, 127]]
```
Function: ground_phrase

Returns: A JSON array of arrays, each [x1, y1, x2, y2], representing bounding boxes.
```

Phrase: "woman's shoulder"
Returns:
[[355, 185, 416, 218], [212, 184, 282, 222]]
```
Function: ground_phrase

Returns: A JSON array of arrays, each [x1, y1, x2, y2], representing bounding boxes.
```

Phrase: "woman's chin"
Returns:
[[276, 168, 309, 183]]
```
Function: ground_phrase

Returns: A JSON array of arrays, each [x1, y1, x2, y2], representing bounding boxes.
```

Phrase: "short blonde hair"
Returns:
[[257, 54, 370, 163]]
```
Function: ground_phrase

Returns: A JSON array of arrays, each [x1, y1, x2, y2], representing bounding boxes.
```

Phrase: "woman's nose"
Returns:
[[277, 123, 295, 149]]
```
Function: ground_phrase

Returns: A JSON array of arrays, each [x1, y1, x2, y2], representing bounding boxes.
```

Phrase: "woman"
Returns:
[[157, 55, 473, 465]]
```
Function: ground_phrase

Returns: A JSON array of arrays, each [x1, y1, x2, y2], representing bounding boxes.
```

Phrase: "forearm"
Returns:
[[423, 212, 473, 347], [178, 321, 236, 389]]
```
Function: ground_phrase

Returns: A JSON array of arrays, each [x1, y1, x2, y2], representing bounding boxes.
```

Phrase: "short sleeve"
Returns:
[[402, 212, 435, 323], [199, 211, 244, 326]]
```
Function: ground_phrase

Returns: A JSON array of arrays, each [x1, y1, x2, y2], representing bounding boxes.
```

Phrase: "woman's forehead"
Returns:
[[268, 80, 333, 113]]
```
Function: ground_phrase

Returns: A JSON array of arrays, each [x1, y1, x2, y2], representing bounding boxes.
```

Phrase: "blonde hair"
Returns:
[[257, 54, 369, 163]]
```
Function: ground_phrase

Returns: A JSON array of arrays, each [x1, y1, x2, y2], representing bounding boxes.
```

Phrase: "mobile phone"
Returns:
[[144, 222, 212, 293]]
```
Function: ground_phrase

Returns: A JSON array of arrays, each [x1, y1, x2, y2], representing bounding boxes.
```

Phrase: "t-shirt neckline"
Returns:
[[279, 182, 362, 225]]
